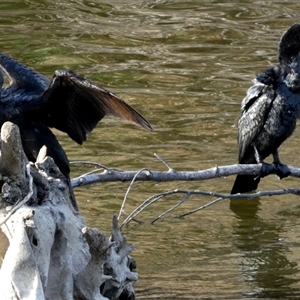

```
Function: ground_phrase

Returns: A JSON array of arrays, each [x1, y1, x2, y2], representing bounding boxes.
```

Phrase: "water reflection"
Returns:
[[231, 199, 300, 298]]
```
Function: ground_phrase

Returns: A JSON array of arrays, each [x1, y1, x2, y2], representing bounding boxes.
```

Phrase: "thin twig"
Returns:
[[230, 188, 300, 199], [173, 188, 300, 218], [120, 189, 198, 228], [0, 164, 34, 226], [70, 161, 125, 177], [151, 192, 191, 224], [154, 153, 174, 172], [120, 193, 166, 229], [70, 161, 110, 169], [176, 197, 226, 218], [117, 168, 151, 221]]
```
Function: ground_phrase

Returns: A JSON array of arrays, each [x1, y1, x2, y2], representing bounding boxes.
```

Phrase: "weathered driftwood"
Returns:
[[0, 122, 137, 300]]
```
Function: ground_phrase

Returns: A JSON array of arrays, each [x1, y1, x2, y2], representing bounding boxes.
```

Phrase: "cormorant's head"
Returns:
[[279, 23, 300, 64]]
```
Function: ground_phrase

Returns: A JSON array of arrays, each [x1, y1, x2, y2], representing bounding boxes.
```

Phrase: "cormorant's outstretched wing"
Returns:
[[237, 80, 276, 162], [0, 52, 49, 93], [38, 69, 153, 144]]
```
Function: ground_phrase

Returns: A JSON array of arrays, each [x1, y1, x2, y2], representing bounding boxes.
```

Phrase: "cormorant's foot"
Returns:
[[274, 162, 291, 179], [259, 162, 273, 178], [259, 162, 291, 179]]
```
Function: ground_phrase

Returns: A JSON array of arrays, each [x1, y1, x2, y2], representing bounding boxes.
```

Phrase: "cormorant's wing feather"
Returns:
[[38, 69, 152, 144], [238, 80, 276, 162], [0, 52, 49, 93]]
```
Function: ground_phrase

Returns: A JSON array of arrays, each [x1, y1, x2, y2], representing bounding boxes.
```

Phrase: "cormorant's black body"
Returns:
[[0, 53, 152, 208], [231, 24, 300, 194]]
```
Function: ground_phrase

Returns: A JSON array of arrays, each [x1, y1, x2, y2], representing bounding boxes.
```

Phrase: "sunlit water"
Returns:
[[1, 1, 300, 299]]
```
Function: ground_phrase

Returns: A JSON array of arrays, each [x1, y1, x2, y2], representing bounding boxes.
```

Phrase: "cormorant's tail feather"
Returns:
[[231, 174, 260, 194]]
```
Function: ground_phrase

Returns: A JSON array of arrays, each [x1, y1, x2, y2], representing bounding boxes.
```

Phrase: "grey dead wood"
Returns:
[[0, 122, 137, 300], [71, 162, 300, 188]]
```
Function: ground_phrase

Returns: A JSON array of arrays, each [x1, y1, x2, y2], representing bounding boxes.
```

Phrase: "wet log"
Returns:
[[0, 122, 137, 300]]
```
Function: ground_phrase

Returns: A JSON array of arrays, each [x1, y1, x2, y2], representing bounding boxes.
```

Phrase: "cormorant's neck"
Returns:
[[0, 52, 50, 93], [279, 52, 300, 65]]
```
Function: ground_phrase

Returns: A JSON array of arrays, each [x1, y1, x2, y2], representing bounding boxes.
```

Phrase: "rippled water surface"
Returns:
[[2, 1, 300, 299]]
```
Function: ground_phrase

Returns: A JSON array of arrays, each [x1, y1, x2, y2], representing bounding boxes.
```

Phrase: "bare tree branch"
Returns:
[[120, 189, 235, 228], [177, 188, 300, 217], [119, 188, 300, 227], [70, 155, 300, 226], [71, 160, 300, 188]]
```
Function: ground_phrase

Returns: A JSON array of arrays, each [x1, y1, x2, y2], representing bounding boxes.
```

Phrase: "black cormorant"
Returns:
[[231, 24, 300, 194], [0, 52, 153, 209]]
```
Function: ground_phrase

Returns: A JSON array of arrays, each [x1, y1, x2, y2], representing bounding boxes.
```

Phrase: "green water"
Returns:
[[1, 1, 300, 299]]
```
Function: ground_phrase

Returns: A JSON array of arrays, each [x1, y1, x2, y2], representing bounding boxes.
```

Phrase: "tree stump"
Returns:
[[0, 122, 137, 300]]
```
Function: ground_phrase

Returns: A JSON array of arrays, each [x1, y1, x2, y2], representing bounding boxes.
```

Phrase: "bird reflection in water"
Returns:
[[230, 198, 299, 298]]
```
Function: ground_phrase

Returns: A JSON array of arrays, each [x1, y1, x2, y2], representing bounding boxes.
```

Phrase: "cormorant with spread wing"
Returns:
[[0, 52, 153, 209], [231, 24, 300, 194]]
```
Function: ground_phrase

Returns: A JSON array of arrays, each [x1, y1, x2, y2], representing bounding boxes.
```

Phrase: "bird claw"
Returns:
[[274, 162, 291, 179], [258, 162, 290, 179], [258, 162, 272, 178]]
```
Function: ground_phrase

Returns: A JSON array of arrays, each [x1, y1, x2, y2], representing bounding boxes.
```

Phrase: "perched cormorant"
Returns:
[[0, 52, 153, 209], [231, 24, 300, 194]]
